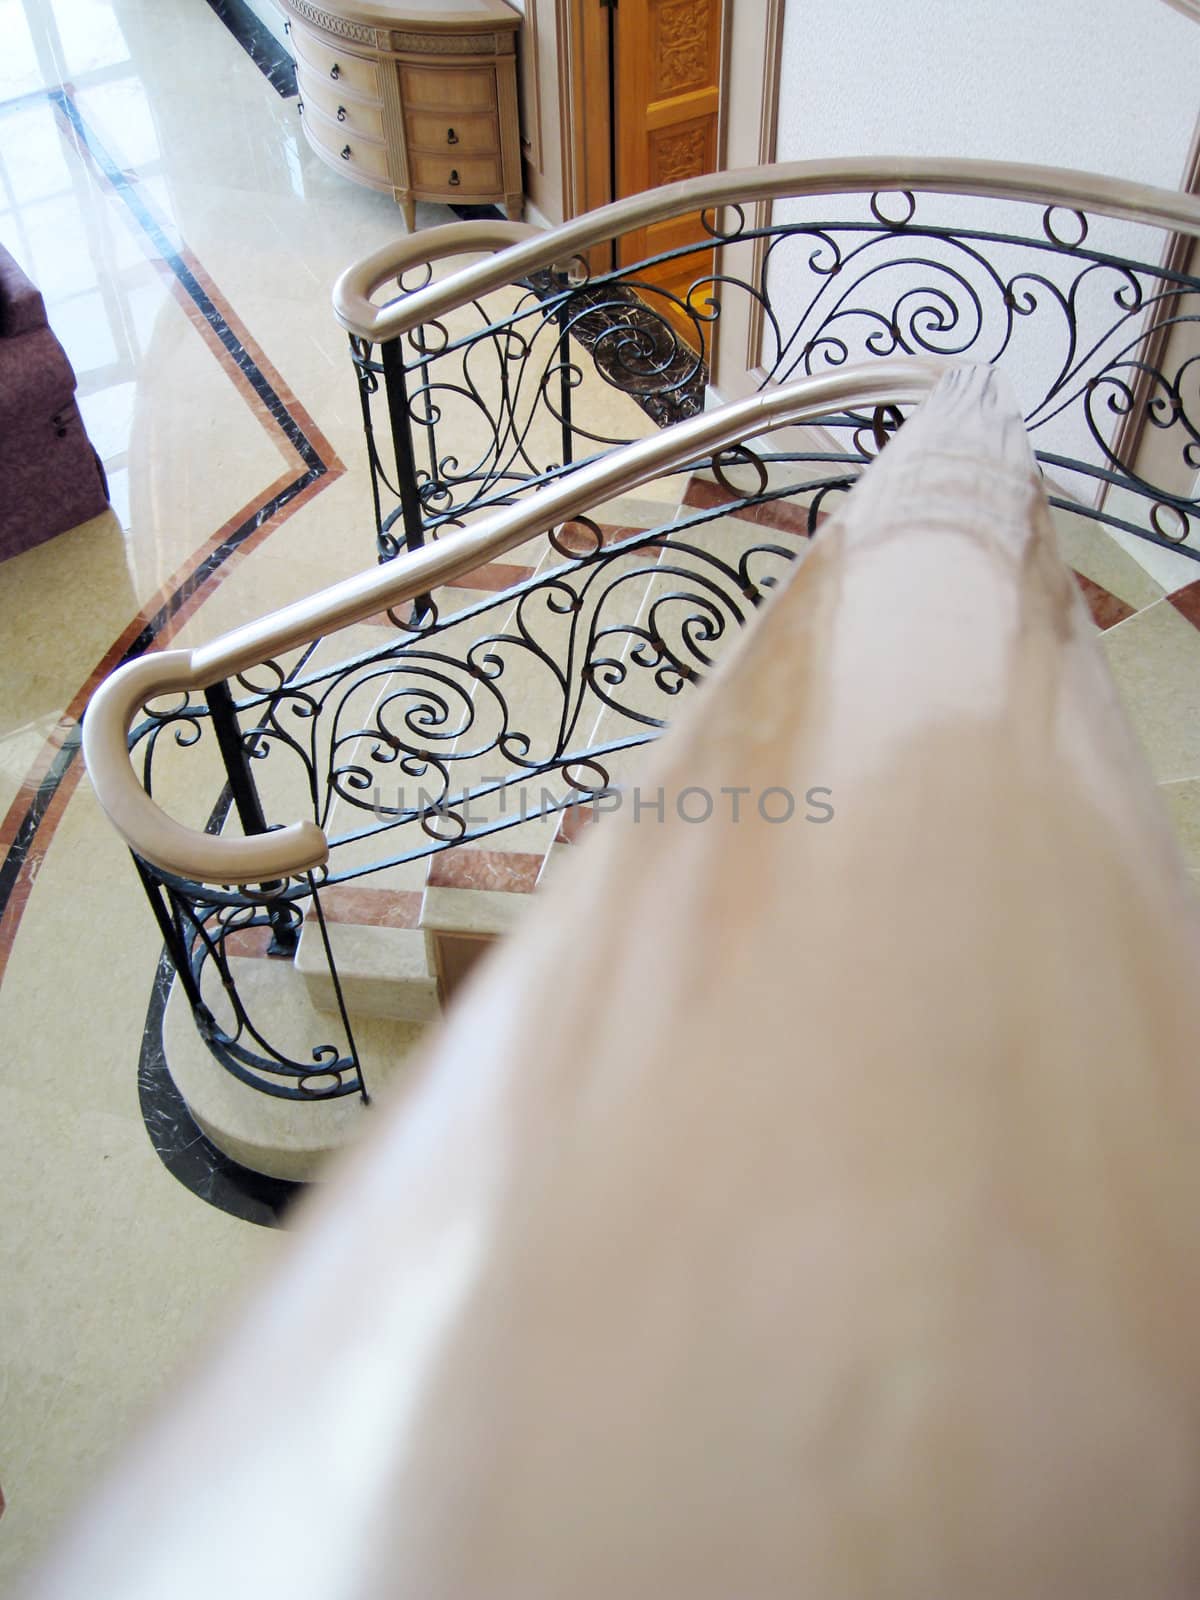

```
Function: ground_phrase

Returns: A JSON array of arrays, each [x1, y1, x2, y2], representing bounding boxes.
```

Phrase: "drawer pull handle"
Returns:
[[446, 127, 458, 145], [337, 105, 347, 121], [448, 168, 460, 186], [341, 144, 352, 160], [330, 62, 340, 79], [297, 99, 303, 114]]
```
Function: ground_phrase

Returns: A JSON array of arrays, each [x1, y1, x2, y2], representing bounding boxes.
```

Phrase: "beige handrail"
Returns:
[[83, 359, 947, 887], [331, 217, 540, 341], [332, 157, 1200, 344]]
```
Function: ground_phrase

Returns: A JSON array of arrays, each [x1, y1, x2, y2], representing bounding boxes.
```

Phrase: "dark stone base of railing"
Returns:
[[138, 953, 303, 1228]]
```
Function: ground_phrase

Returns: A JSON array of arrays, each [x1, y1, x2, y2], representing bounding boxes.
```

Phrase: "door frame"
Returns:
[[557, 0, 740, 222], [1105, 118, 1200, 514], [708, 0, 785, 396], [554, 0, 779, 389], [557, 0, 613, 225]]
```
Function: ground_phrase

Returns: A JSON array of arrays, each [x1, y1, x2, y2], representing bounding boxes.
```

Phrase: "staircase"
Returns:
[[82, 158, 1200, 1183], [175, 471, 815, 1180]]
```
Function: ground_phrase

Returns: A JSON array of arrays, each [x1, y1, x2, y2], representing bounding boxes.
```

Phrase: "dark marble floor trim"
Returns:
[[203, 0, 297, 97], [136, 782, 303, 1227], [140, 947, 303, 1228], [0, 90, 339, 965], [54, 89, 323, 471], [0, 88, 347, 1220]]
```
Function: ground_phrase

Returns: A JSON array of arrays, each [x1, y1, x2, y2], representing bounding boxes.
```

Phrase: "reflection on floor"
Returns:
[[0, 0, 656, 1579], [2, 0, 1200, 1585]]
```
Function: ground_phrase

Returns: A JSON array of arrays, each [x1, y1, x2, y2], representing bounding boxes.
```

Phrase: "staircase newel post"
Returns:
[[204, 678, 299, 956], [379, 334, 433, 620], [130, 852, 205, 1013], [348, 334, 386, 548]]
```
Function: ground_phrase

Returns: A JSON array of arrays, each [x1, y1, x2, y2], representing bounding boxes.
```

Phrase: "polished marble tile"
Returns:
[[1158, 778, 1200, 870], [1170, 578, 1200, 631], [0, 1, 431, 1578], [0, 1086, 278, 1571], [426, 846, 543, 894], [51, 0, 135, 80], [1050, 504, 1165, 615], [309, 884, 424, 928], [0, 509, 134, 722], [0, 4, 42, 101], [1100, 599, 1200, 784], [1101, 484, 1200, 594], [1072, 570, 1135, 631], [419, 881, 529, 937]]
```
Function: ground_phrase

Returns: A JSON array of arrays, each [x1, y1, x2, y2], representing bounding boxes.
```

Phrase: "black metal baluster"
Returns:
[[379, 334, 432, 619], [555, 297, 575, 473], [204, 679, 298, 955], [131, 853, 205, 1012], [349, 336, 386, 544], [306, 870, 369, 1105]]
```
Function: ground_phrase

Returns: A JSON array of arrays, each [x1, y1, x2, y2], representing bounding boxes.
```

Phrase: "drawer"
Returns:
[[399, 65, 496, 113], [297, 63, 384, 140], [304, 107, 391, 184], [409, 152, 501, 196], [291, 22, 380, 103], [406, 110, 498, 156]]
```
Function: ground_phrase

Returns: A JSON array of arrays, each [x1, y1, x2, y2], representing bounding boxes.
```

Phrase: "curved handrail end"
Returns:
[[332, 220, 542, 341], [83, 652, 329, 888]]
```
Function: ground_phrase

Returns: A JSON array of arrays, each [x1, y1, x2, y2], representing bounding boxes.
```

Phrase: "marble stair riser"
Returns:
[[163, 960, 428, 1180]]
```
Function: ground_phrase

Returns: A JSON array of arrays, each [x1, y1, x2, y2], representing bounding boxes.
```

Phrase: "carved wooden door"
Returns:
[[613, 0, 724, 348]]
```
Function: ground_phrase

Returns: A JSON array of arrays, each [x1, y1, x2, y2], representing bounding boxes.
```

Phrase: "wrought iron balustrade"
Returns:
[[126, 494, 806, 1100], [83, 160, 1200, 1141], [88, 358, 937, 1111], [340, 161, 1200, 569]]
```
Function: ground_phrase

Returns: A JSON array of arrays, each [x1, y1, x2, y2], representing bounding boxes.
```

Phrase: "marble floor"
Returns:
[[0, 0, 501, 1581], [2, 0, 1200, 1586]]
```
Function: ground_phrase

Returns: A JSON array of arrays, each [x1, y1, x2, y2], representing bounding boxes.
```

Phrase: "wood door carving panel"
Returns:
[[649, 119, 713, 187], [615, 0, 725, 349], [652, 0, 715, 95]]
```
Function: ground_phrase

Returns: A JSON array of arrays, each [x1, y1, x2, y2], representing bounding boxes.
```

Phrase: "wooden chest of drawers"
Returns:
[[278, 0, 523, 227]]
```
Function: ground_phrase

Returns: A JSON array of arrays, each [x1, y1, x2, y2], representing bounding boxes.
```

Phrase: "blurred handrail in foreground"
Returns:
[[35, 367, 1200, 1598]]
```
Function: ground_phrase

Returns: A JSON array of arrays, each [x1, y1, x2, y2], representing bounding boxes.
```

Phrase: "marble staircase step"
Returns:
[[162, 953, 429, 1181], [418, 829, 549, 1003], [294, 919, 440, 1023]]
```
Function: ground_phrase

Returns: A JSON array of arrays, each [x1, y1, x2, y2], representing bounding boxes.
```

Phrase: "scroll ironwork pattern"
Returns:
[[355, 188, 1200, 564], [136, 179, 1200, 1103]]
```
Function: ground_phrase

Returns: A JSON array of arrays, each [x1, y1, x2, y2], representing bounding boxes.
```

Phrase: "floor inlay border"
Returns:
[[139, 946, 304, 1229], [203, 0, 298, 97], [0, 87, 343, 988]]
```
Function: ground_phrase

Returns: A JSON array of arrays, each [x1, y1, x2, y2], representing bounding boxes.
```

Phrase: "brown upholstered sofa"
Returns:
[[0, 242, 109, 562]]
